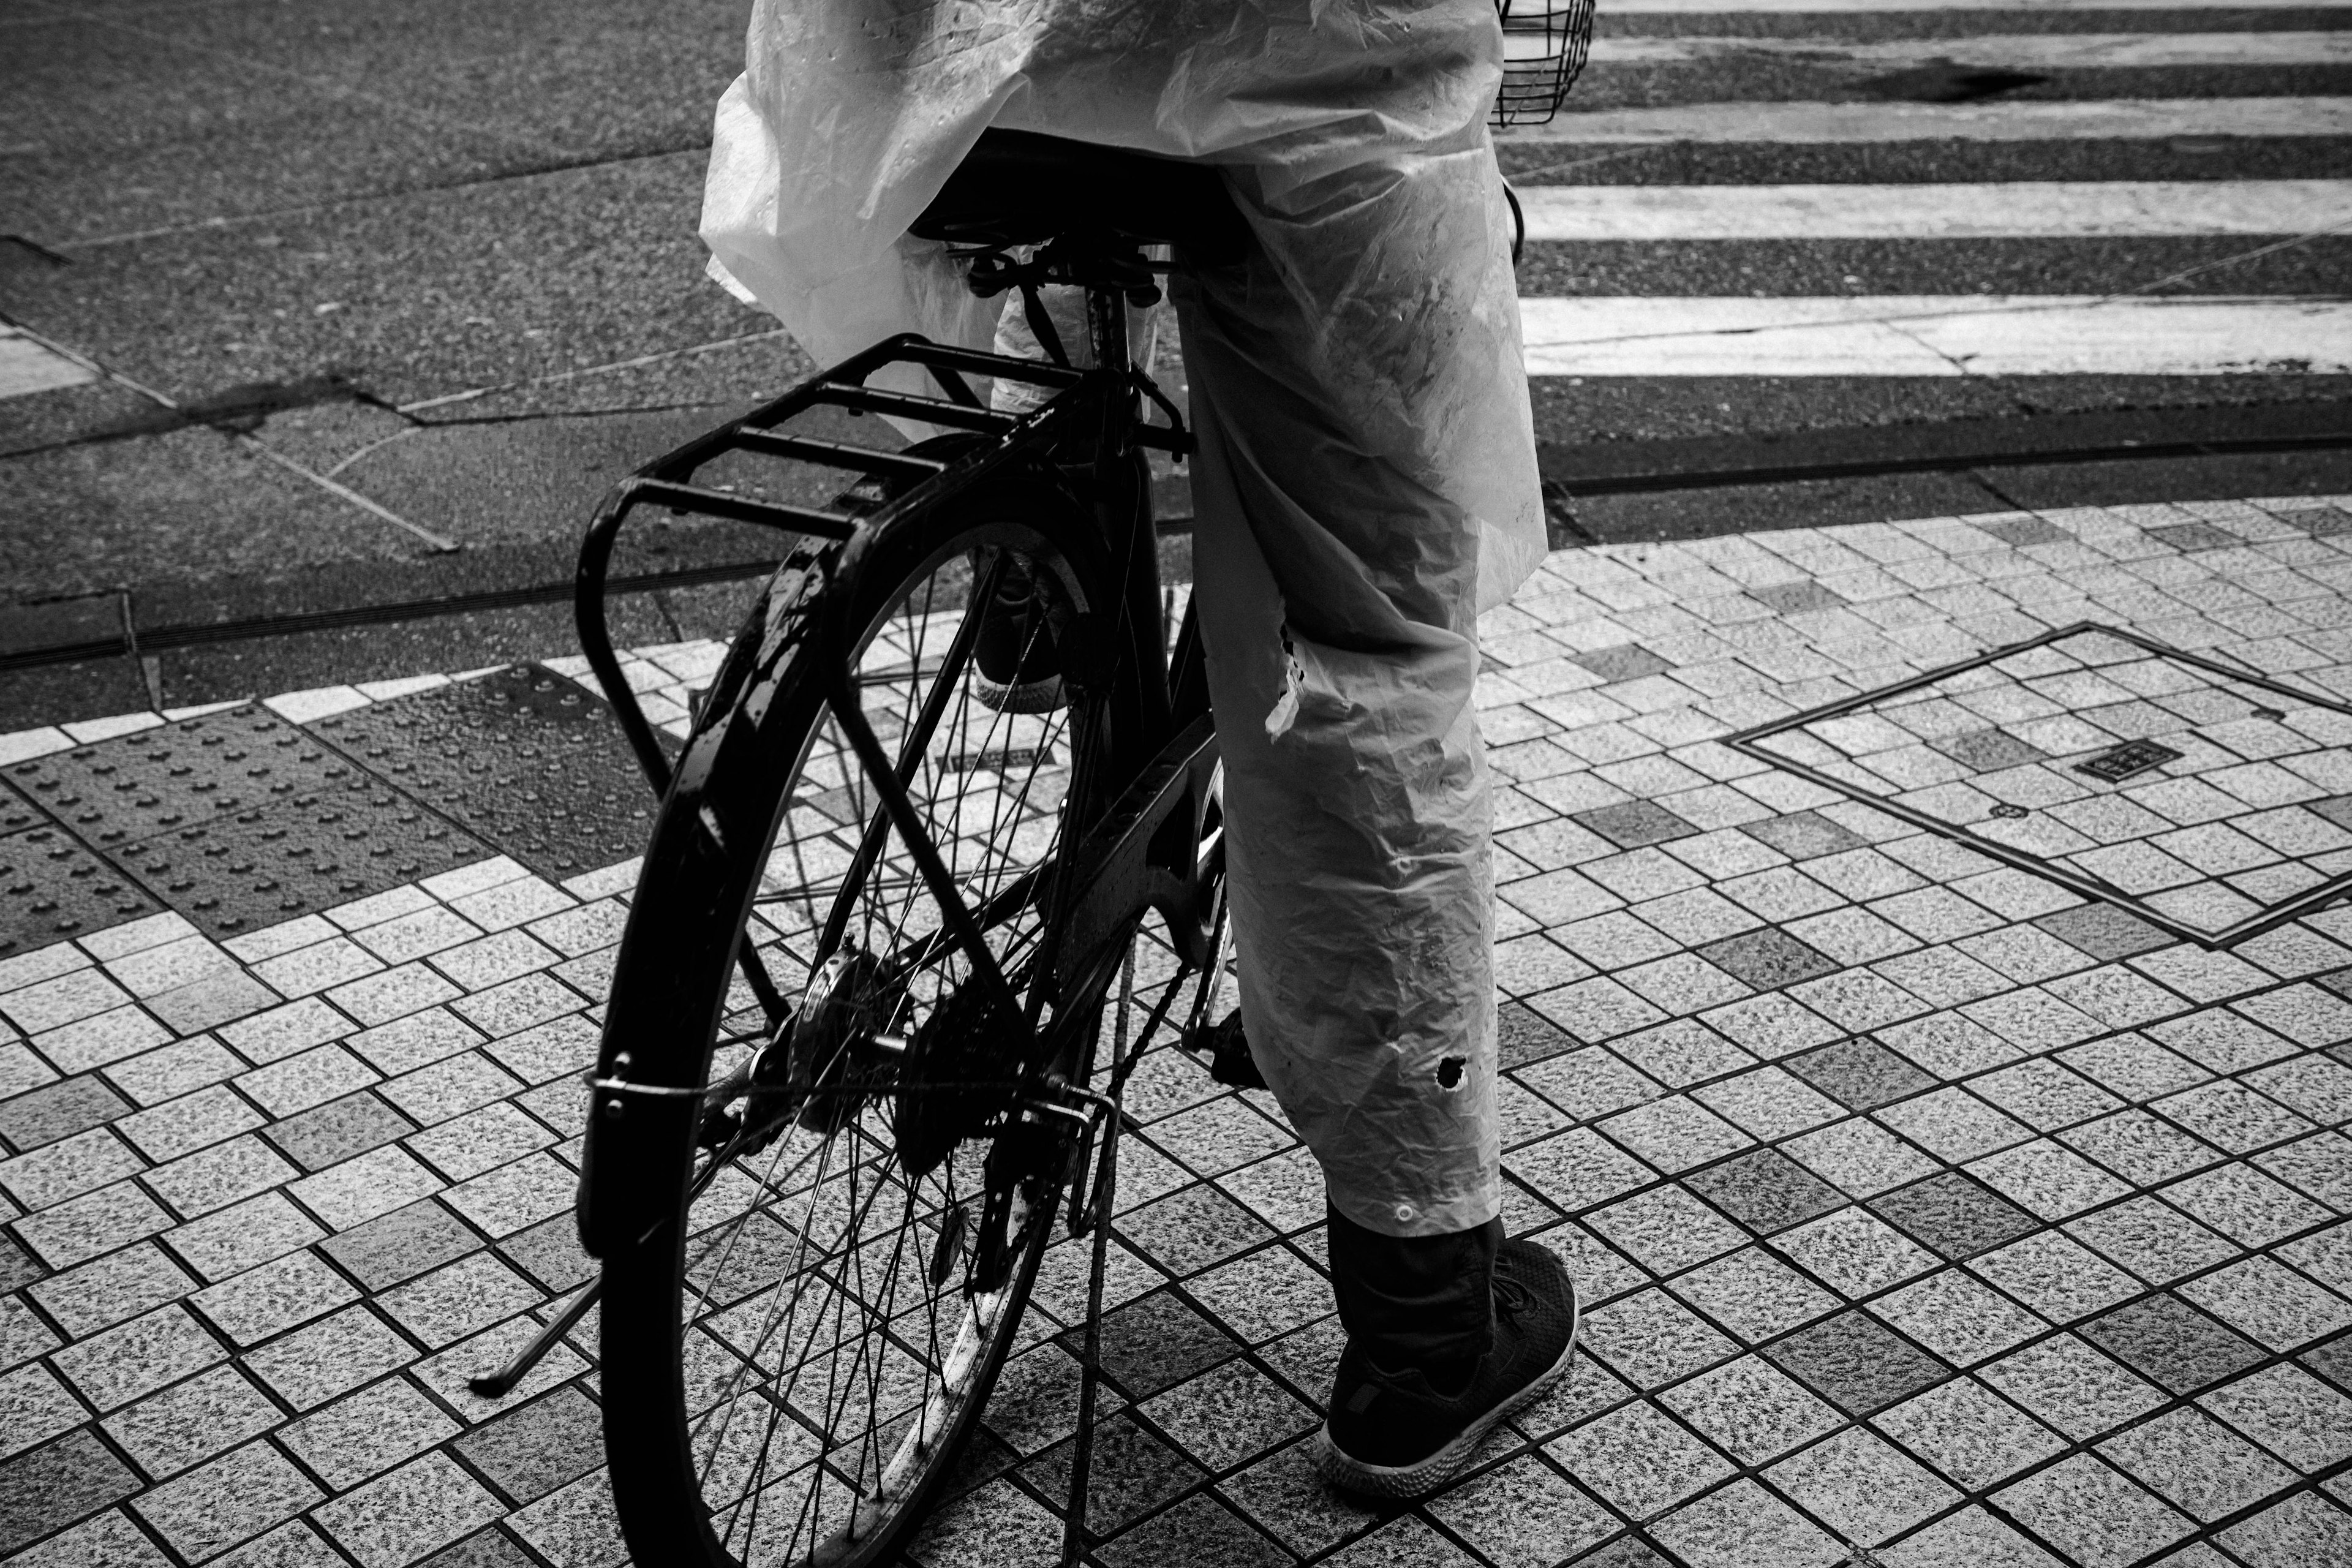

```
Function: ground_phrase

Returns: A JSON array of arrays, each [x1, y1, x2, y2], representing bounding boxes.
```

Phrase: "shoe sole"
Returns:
[[974, 674, 1066, 714], [1313, 1275, 1581, 1501]]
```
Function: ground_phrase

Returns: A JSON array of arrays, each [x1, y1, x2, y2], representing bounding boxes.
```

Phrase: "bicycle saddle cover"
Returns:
[[909, 129, 1250, 266]]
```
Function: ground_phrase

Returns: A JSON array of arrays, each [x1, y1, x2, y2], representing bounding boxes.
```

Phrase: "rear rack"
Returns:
[[575, 334, 1086, 801]]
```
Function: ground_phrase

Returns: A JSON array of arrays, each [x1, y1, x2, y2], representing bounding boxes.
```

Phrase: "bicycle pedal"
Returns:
[[1185, 1009, 1268, 1093]]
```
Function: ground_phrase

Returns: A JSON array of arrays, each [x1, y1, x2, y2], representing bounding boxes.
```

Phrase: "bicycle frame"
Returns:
[[575, 257, 1219, 1240]]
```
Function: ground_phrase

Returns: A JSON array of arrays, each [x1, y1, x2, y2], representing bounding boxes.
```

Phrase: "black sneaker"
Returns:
[[973, 551, 1068, 714], [1316, 1237, 1579, 1498]]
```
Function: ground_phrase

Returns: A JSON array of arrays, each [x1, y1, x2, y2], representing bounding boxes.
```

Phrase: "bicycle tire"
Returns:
[[593, 467, 1133, 1568]]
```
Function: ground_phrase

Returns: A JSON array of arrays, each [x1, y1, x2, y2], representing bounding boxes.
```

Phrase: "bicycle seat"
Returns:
[[910, 129, 1250, 267]]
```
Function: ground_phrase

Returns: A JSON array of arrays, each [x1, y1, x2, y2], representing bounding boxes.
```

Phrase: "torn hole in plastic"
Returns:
[[1437, 1055, 1466, 1090]]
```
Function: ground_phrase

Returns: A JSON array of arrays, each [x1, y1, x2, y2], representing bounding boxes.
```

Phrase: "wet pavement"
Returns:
[[4, 490, 2352, 1568]]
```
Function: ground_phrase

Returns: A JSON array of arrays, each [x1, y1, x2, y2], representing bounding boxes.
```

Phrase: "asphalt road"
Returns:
[[3, 0, 2351, 725]]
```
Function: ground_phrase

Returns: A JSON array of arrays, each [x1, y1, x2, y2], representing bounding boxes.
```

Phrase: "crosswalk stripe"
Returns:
[[1518, 296, 2352, 376], [1605, 0, 2352, 12], [0, 329, 98, 401], [1499, 97, 2352, 143], [1517, 180, 2352, 239], [1587, 32, 2352, 67]]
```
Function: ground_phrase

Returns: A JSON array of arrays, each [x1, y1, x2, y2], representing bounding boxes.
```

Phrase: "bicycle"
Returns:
[[537, 131, 1254, 1568], [470, 17, 1601, 1563]]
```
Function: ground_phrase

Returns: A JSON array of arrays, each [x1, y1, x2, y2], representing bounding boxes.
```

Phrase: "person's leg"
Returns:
[[1167, 140, 1572, 1494]]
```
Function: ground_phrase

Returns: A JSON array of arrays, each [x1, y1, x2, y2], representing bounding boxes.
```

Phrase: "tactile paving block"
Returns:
[[1729, 622, 2352, 948], [1, 824, 158, 957], [311, 665, 673, 881], [106, 786, 490, 937], [1, 708, 368, 850]]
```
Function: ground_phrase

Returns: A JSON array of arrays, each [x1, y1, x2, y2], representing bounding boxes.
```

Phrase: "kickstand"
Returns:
[[468, 1277, 601, 1398], [1061, 946, 1136, 1568], [1060, 1098, 1120, 1568]]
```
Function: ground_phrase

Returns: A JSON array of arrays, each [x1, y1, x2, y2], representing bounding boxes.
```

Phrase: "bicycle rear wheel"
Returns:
[[592, 473, 1128, 1567]]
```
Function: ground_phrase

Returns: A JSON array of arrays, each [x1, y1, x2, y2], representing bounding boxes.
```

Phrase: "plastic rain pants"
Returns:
[[700, 0, 1546, 1238]]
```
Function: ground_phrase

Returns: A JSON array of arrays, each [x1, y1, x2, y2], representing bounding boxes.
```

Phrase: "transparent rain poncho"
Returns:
[[701, 0, 1545, 1237]]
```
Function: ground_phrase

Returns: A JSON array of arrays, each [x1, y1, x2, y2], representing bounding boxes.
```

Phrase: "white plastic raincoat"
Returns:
[[702, 0, 1545, 1237]]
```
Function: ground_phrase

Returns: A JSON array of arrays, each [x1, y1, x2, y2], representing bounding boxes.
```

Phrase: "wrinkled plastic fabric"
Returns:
[[701, 0, 1544, 1237]]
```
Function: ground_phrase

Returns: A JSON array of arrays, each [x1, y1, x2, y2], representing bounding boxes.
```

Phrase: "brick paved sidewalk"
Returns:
[[4, 494, 2352, 1568]]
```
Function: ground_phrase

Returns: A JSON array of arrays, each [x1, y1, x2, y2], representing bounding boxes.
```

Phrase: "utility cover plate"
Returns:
[[1727, 623, 2352, 947], [2075, 740, 2186, 784]]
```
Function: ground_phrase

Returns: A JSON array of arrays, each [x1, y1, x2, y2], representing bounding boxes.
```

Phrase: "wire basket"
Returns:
[[1490, 0, 1597, 127]]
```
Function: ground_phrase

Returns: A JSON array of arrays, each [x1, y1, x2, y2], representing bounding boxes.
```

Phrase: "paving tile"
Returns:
[[2199, 1362, 2352, 1471], [320, 1200, 481, 1294], [1081, 1289, 1239, 1401], [2064, 1195, 2237, 1286], [261, 1091, 417, 1174], [1505, 1128, 1654, 1214], [1180, 1245, 1329, 1348], [380, 1252, 541, 1350], [1992, 1453, 2193, 1568], [1118, 1183, 1275, 1280], [2062, 1108, 2225, 1188], [2177, 1254, 2352, 1351], [1740, 811, 1869, 863], [1872, 1268, 2046, 1367], [1218, 1434, 1381, 1558], [1023, 1413, 1205, 1540], [102, 1362, 281, 1480], [440, 1152, 570, 1239], [6, 1512, 177, 1568], [1784, 1116, 1938, 1200], [2098, 1404, 2299, 1523], [1573, 801, 1699, 851], [1649, 1479, 1845, 1568], [1098, 1492, 1291, 1568], [2217, 1489, 2352, 1568], [290, 1144, 444, 1232], [13, 1180, 174, 1269], [1870, 1172, 2040, 1262], [1766, 1424, 1959, 1547], [1415, 1453, 1613, 1568], [1657, 1354, 1843, 1466], [1545, 1398, 1731, 1521], [311, 1452, 505, 1568], [115, 1084, 265, 1164], [1762, 1310, 1948, 1417], [131, 1440, 323, 1562], [1770, 1204, 1940, 1300], [502, 1467, 625, 1568], [1666, 1246, 1839, 1343], [1875, 1374, 2066, 1491], [1586, 1185, 1745, 1276], [1691, 929, 1836, 993], [1683, 1148, 1844, 1237], [28, 1240, 195, 1339], [281, 1376, 462, 1492], [236, 1045, 380, 1121], [346, 1009, 485, 1078], [1778, 1044, 1928, 1114], [0, 1076, 131, 1154], [1875, 1505, 2065, 1568], [2080, 1290, 2267, 1395], [2163, 1160, 2333, 1246], [1971, 1055, 2124, 1132], [192, 1249, 361, 1348], [144, 1134, 298, 1220], [1692, 1065, 1842, 1141], [47, 1303, 222, 1412], [1596, 1095, 1751, 1175], [0, 1362, 93, 1463], [0, 1125, 147, 1212], [1581, 1287, 1737, 1389], [0, 1430, 142, 1555], [162, 1190, 325, 1283], [1518, 1048, 1664, 1123], [1875, 1087, 2032, 1164], [1970, 1230, 2143, 1324]]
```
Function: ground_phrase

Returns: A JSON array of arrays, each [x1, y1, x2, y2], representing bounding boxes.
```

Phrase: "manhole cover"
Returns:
[[1727, 622, 2352, 948]]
